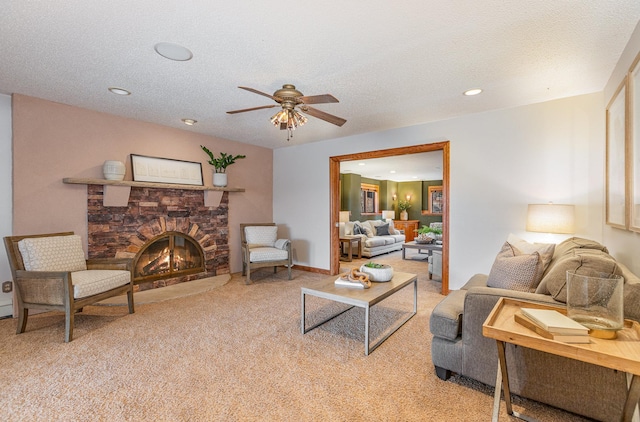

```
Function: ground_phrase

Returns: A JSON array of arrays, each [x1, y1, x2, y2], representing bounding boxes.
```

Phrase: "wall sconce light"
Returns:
[[406, 194, 411, 201], [392, 194, 397, 201]]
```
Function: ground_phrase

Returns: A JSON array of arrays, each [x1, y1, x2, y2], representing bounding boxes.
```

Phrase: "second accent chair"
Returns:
[[241, 223, 292, 284]]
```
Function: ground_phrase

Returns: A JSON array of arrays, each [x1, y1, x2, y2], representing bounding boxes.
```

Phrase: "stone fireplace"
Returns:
[[86, 184, 229, 291]]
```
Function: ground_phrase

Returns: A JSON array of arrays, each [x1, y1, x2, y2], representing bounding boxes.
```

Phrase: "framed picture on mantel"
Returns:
[[131, 154, 203, 186]]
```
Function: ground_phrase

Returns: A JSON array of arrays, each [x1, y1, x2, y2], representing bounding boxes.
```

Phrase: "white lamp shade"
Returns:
[[526, 204, 575, 234], [382, 210, 395, 220], [339, 211, 350, 223]]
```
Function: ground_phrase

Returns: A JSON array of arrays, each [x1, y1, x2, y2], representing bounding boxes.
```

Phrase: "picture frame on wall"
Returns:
[[427, 185, 443, 215], [605, 78, 627, 229], [131, 154, 204, 186], [629, 55, 640, 232]]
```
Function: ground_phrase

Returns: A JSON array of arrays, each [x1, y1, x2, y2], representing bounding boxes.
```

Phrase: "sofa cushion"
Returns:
[[430, 289, 466, 341], [71, 269, 130, 299], [383, 236, 397, 245], [461, 273, 489, 290], [486, 242, 543, 292], [390, 234, 405, 243], [18, 235, 87, 272], [249, 247, 289, 262], [540, 249, 623, 302], [364, 237, 387, 248]]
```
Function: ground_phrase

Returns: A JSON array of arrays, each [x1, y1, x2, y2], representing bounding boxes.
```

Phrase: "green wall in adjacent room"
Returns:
[[340, 174, 443, 229]]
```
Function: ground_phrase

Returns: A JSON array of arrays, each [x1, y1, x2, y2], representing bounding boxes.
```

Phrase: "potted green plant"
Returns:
[[201, 145, 246, 187], [416, 225, 442, 243], [398, 200, 411, 221]]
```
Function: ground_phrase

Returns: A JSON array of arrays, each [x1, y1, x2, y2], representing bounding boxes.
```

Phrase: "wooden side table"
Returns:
[[393, 220, 419, 242], [339, 237, 362, 262], [483, 297, 640, 421]]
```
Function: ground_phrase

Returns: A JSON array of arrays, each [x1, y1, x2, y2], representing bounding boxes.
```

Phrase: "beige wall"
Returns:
[[11, 94, 273, 273]]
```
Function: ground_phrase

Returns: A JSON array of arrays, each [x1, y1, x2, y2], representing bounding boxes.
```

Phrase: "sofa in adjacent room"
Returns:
[[429, 235, 640, 422], [340, 219, 405, 258]]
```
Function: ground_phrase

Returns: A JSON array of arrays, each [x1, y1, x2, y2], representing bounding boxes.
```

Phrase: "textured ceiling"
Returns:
[[1, 1, 638, 150]]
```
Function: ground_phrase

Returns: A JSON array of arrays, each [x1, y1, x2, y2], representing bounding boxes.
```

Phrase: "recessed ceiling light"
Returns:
[[154, 42, 193, 61], [358, 163, 366, 166], [463, 88, 483, 96], [181, 118, 197, 126], [390, 170, 396, 174], [412, 176, 418, 179], [108, 87, 131, 96]]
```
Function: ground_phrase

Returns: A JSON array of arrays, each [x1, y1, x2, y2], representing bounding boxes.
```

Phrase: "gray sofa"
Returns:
[[341, 220, 405, 258], [430, 237, 640, 422]]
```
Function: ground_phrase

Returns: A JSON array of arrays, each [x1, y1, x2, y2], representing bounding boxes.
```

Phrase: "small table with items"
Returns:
[[339, 236, 362, 262], [483, 297, 640, 422], [301, 271, 418, 355], [401, 240, 442, 260]]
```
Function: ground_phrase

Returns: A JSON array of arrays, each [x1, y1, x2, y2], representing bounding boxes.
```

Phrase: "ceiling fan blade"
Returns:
[[238, 86, 281, 102], [301, 106, 347, 127], [226, 105, 278, 114], [297, 94, 339, 104]]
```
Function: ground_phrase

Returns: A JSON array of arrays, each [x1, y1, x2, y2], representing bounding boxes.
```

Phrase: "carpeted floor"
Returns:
[[0, 250, 590, 421]]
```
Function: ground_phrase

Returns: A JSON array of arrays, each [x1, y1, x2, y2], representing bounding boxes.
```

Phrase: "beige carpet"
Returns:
[[97, 274, 231, 305], [0, 251, 590, 421]]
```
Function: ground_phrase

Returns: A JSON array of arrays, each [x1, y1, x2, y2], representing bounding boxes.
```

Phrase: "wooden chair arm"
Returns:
[[15, 270, 72, 306], [86, 258, 133, 272]]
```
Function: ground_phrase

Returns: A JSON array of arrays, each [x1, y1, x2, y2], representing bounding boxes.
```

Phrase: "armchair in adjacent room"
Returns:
[[4, 232, 134, 342], [428, 222, 443, 280], [241, 223, 292, 284]]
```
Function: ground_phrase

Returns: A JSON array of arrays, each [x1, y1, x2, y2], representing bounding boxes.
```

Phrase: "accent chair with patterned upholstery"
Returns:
[[240, 223, 292, 284], [4, 232, 135, 342]]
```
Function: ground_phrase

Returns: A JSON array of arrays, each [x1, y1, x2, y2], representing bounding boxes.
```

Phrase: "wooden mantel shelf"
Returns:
[[63, 177, 244, 207]]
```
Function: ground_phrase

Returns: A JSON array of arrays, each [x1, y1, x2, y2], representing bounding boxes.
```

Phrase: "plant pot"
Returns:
[[103, 160, 126, 181], [400, 210, 408, 221], [213, 173, 227, 187], [359, 264, 394, 282]]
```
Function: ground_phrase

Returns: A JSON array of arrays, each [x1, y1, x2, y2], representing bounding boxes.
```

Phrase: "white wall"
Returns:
[[274, 93, 604, 289], [602, 21, 640, 275], [0, 94, 13, 316]]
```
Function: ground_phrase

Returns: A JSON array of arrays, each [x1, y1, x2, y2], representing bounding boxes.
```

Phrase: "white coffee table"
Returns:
[[301, 271, 417, 355]]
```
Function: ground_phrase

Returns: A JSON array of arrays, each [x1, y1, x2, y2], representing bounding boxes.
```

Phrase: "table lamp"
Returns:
[[382, 210, 395, 222], [526, 203, 575, 234]]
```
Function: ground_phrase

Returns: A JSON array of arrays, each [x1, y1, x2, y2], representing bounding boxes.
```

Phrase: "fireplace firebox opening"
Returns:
[[133, 231, 205, 284]]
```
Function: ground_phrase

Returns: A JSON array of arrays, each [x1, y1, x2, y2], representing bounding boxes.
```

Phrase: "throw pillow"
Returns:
[[353, 222, 365, 235], [375, 223, 390, 236], [539, 249, 623, 303], [486, 242, 542, 292], [506, 233, 555, 272]]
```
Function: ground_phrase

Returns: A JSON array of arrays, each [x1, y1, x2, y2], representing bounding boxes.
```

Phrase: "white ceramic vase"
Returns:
[[213, 172, 227, 187], [103, 160, 126, 181], [400, 210, 408, 221], [359, 264, 394, 282]]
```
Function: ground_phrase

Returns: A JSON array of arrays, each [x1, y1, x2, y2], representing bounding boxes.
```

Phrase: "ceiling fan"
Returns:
[[227, 84, 347, 141]]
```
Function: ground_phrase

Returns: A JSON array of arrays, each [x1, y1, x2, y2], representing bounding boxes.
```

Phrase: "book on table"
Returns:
[[514, 313, 591, 343], [334, 278, 365, 289], [520, 308, 589, 335]]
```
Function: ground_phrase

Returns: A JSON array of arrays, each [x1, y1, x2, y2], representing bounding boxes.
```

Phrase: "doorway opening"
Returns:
[[330, 142, 450, 295]]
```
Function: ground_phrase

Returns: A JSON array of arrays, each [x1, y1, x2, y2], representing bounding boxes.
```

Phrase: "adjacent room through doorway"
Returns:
[[329, 142, 450, 295]]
